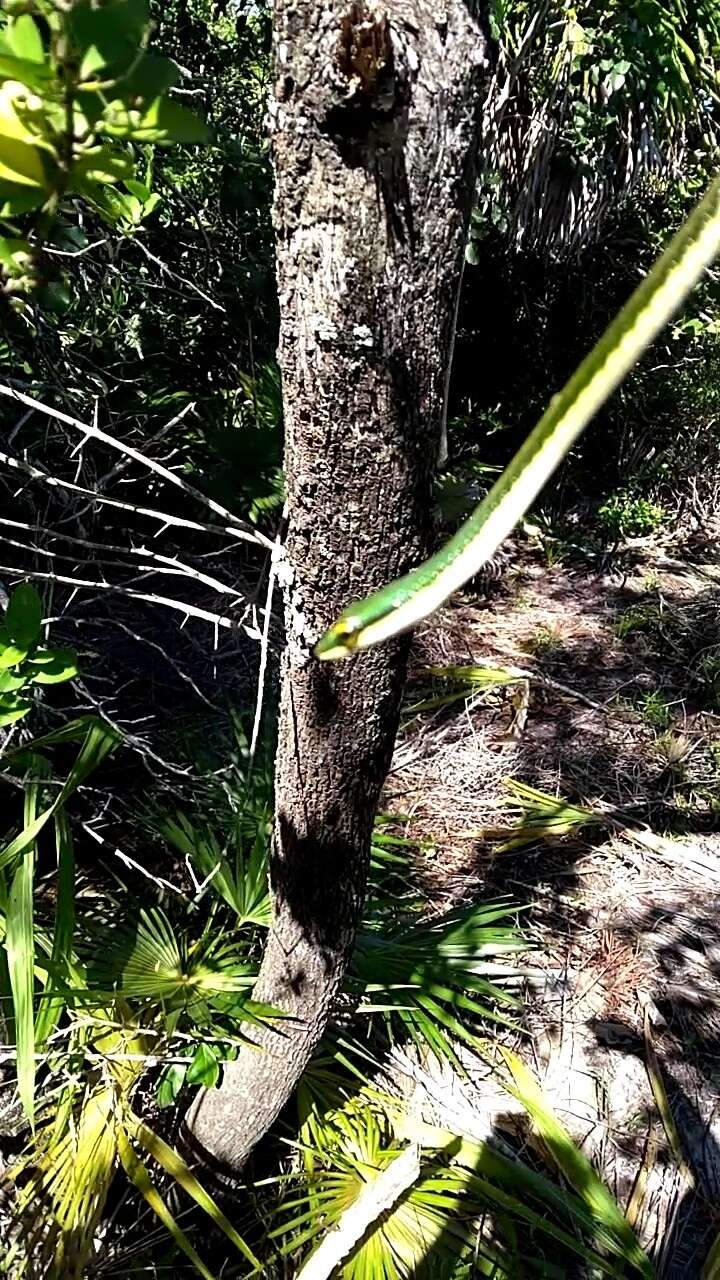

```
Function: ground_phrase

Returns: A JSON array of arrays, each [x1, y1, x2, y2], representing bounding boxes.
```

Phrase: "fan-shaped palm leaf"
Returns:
[[348, 901, 524, 1064], [158, 810, 272, 927], [276, 1099, 647, 1280]]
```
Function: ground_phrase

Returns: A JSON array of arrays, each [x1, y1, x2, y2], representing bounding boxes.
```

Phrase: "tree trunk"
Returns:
[[184, 0, 490, 1176]]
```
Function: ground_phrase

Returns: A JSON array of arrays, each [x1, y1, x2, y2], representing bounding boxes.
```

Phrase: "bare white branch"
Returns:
[[42, 239, 108, 258], [295, 1145, 422, 1280], [0, 383, 273, 547], [0, 563, 262, 637], [0, 518, 246, 600], [0, 450, 269, 546], [82, 822, 189, 900]]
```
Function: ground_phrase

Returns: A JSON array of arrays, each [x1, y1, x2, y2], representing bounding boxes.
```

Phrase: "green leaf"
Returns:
[[6, 15, 44, 64], [0, 52, 50, 89], [0, 629, 28, 668], [35, 812, 75, 1049], [0, 235, 32, 275], [0, 721, 120, 870], [185, 1043, 220, 1089], [156, 1062, 187, 1108], [27, 649, 61, 665], [0, 697, 31, 726], [0, 669, 28, 693], [104, 96, 208, 145], [501, 1050, 654, 1277], [71, 144, 134, 185], [705, 1231, 720, 1280], [37, 280, 74, 313], [0, 136, 50, 190], [77, 180, 138, 226], [6, 582, 42, 648], [70, 0, 150, 78], [29, 652, 79, 685], [6, 775, 44, 1128], [0, 180, 46, 216], [141, 191, 161, 216], [119, 51, 181, 100], [116, 1128, 216, 1280], [3, 715, 105, 755], [124, 177, 152, 201], [130, 1114, 263, 1270], [73, 87, 105, 131]]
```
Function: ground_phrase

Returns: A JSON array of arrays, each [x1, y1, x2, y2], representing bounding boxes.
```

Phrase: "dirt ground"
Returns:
[[387, 534, 720, 1277]]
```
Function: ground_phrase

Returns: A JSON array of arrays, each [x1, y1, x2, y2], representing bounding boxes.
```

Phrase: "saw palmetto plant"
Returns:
[[0, 743, 676, 1280], [496, 778, 602, 851], [348, 900, 525, 1066], [1, 882, 278, 1277], [5, 1001, 262, 1280], [0, 735, 277, 1279], [272, 1084, 655, 1280]]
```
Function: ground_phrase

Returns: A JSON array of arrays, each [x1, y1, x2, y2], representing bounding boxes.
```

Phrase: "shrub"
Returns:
[[597, 491, 667, 541]]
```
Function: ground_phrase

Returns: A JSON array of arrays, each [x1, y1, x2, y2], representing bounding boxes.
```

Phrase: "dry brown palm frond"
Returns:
[[479, 3, 720, 257]]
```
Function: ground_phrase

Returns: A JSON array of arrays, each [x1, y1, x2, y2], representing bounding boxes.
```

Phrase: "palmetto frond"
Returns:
[[8, 1014, 147, 1279], [348, 901, 524, 1065], [158, 809, 272, 927], [84, 905, 277, 1037], [497, 779, 600, 851], [8, 1008, 261, 1279], [276, 1094, 652, 1280], [275, 1109, 476, 1280]]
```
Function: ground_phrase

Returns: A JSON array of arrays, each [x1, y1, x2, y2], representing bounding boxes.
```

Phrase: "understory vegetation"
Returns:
[[0, 0, 719, 1277]]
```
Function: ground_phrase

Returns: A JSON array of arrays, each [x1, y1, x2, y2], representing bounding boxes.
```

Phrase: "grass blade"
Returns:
[[117, 1126, 217, 1280], [6, 772, 43, 1127], [642, 1002, 693, 1183], [35, 811, 75, 1049], [129, 1111, 264, 1271], [500, 1049, 655, 1277], [0, 720, 120, 869]]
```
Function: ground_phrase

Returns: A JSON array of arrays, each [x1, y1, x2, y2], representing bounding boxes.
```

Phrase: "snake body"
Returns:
[[315, 176, 720, 660]]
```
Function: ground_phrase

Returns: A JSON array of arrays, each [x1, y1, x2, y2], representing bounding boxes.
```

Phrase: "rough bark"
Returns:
[[184, 0, 490, 1176]]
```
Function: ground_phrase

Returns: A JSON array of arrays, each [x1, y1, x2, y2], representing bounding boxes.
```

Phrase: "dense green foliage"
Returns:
[[0, 0, 278, 522]]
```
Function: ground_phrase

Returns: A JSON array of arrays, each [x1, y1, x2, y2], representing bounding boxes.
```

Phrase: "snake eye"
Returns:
[[314, 614, 363, 660], [336, 617, 362, 648]]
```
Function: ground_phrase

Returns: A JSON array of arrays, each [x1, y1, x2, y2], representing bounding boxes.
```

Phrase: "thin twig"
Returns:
[[132, 236, 226, 313], [0, 563, 261, 636], [0, 383, 269, 544], [107, 619, 219, 709], [84, 399, 196, 498], [0, 450, 269, 546]]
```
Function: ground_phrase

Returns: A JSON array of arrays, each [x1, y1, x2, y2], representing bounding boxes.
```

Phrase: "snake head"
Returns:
[[313, 614, 363, 660]]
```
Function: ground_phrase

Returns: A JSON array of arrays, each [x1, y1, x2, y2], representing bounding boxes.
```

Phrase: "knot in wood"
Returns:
[[337, 3, 392, 101]]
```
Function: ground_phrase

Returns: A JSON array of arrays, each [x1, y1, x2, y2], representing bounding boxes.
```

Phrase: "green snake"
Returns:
[[315, 174, 720, 661]]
